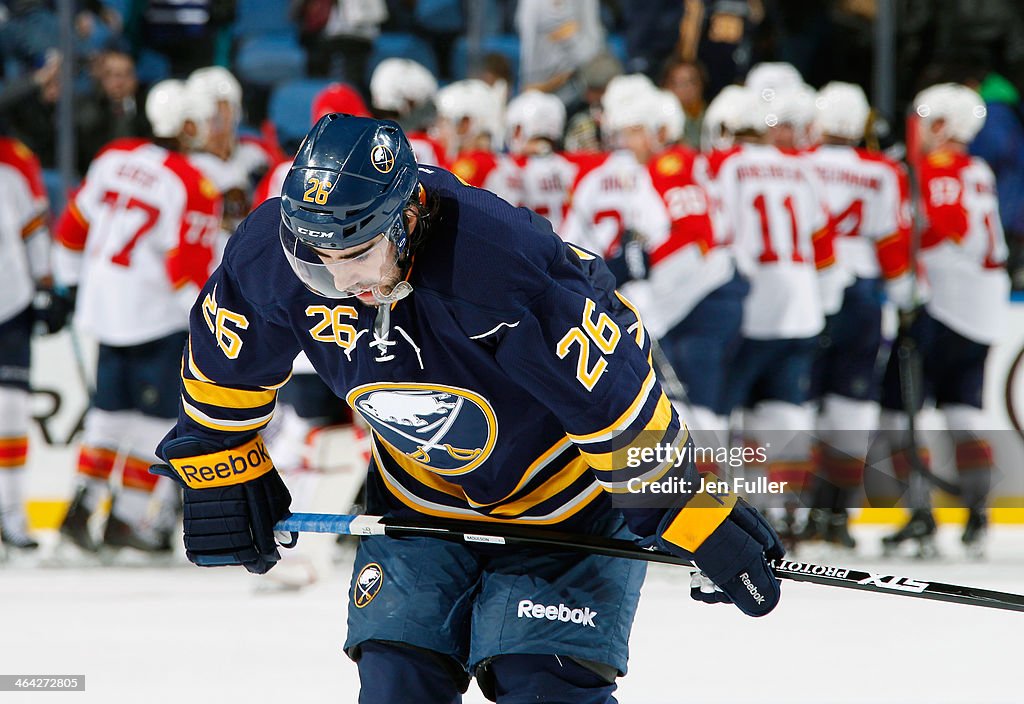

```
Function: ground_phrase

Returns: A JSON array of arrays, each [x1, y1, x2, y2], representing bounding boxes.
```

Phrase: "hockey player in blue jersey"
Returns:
[[151, 114, 784, 703]]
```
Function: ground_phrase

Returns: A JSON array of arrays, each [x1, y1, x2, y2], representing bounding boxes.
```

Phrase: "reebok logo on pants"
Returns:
[[517, 600, 597, 627]]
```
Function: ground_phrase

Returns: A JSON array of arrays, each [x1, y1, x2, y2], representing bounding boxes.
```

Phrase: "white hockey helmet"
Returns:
[[913, 83, 987, 143], [649, 89, 685, 143], [146, 79, 189, 138], [436, 78, 506, 144], [745, 61, 804, 99], [370, 58, 438, 114], [505, 89, 566, 152], [702, 84, 748, 150], [814, 81, 870, 141], [761, 83, 816, 129], [601, 73, 658, 134], [187, 66, 243, 111]]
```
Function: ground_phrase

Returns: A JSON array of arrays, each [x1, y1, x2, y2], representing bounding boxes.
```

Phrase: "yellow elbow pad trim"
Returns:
[[660, 478, 738, 552], [167, 435, 274, 489]]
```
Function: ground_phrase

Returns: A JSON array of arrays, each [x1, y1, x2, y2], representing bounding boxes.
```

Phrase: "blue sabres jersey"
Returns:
[[163, 166, 720, 541]]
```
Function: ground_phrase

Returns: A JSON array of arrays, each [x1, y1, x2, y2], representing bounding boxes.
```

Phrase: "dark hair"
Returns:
[[659, 56, 709, 94], [403, 183, 440, 258]]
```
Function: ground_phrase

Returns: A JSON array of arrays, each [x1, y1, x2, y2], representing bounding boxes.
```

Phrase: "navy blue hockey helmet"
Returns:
[[280, 114, 418, 297]]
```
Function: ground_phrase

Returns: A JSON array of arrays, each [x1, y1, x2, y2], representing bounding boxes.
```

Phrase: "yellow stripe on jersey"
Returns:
[[579, 392, 675, 472], [376, 434, 593, 518], [569, 368, 658, 445], [371, 441, 604, 525], [182, 371, 278, 410], [374, 437, 467, 501], [186, 339, 214, 383], [569, 245, 596, 261], [21, 211, 47, 239], [466, 437, 573, 508], [182, 399, 274, 433], [659, 477, 738, 552], [488, 456, 591, 516], [614, 291, 646, 347]]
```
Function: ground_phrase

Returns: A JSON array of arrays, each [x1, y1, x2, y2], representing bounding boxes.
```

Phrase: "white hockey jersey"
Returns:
[[561, 148, 730, 337], [54, 139, 223, 346], [513, 151, 601, 235], [803, 144, 911, 281], [0, 138, 50, 324], [710, 143, 835, 340], [916, 149, 1010, 344]]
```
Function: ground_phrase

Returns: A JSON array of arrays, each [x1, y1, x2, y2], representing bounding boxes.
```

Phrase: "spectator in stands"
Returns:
[[621, 0, 686, 80], [412, 0, 465, 81], [677, 0, 765, 99], [293, 0, 387, 93], [138, 0, 237, 76], [74, 47, 150, 174], [0, 48, 59, 117], [660, 56, 707, 149], [0, 0, 59, 70], [2, 49, 60, 167], [564, 50, 622, 152], [969, 71, 1024, 290], [516, 0, 604, 106], [475, 51, 513, 89]]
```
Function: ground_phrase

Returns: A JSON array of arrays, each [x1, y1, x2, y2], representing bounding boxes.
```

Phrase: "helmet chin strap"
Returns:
[[369, 279, 412, 304], [365, 248, 413, 304]]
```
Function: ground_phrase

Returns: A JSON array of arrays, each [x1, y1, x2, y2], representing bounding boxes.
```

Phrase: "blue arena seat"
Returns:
[[134, 49, 171, 85], [235, 34, 307, 86], [607, 33, 628, 68], [366, 32, 439, 83], [233, 0, 294, 38], [267, 78, 335, 147]]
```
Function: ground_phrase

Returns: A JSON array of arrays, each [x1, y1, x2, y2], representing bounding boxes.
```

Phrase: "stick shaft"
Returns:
[[277, 512, 1024, 613]]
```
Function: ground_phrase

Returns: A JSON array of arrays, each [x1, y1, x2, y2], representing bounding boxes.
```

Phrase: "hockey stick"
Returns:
[[895, 330, 963, 496], [275, 512, 1024, 613], [897, 146, 963, 497]]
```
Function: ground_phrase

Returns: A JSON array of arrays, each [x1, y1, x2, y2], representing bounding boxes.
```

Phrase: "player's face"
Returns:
[[620, 125, 656, 163], [313, 210, 417, 305], [315, 236, 398, 304]]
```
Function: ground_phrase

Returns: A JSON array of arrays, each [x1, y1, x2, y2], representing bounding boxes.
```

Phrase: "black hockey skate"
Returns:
[[102, 514, 172, 553], [799, 509, 857, 549], [882, 509, 937, 558], [961, 509, 988, 559], [0, 526, 39, 550], [59, 486, 100, 553]]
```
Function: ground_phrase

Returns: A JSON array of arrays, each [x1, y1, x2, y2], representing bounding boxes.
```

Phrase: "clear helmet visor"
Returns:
[[279, 222, 412, 303]]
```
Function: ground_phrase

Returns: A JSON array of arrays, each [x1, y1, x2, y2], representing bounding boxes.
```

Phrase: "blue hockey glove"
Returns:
[[150, 434, 295, 574], [660, 497, 784, 617]]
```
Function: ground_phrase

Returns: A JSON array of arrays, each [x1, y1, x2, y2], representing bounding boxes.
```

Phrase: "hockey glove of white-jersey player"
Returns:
[[151, 434, 295, 574], [658, 497, 784, 617]]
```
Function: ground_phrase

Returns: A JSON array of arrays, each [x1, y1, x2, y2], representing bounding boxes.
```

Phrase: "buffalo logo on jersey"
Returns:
[[353, 562, 384, 608], [347, 383, 497, 475], [370, 144, 395, 173]]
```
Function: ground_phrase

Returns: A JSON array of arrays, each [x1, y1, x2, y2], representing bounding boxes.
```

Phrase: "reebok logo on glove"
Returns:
[[517, 600, 597, 627], [168, 436, 275, 489], [739, 572, 766, 605]]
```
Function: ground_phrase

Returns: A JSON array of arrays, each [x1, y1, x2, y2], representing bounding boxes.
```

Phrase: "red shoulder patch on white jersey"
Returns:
[[0, 137, 46, 199]]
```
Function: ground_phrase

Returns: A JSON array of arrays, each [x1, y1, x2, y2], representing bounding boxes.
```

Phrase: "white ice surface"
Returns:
[[2, 526, 1022, 704]]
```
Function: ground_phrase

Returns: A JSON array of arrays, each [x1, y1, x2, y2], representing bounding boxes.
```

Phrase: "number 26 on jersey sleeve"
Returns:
[[556, 298, 621, 391], [201, 287, 250, 359]]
